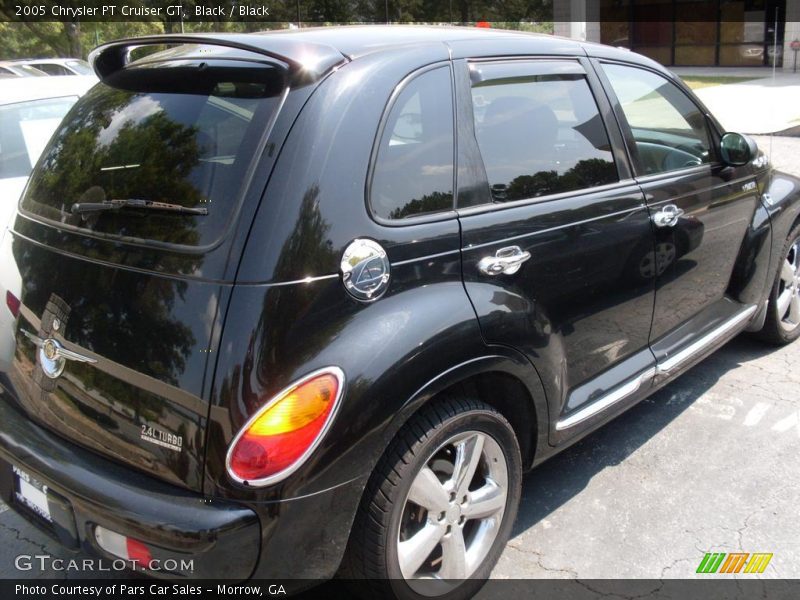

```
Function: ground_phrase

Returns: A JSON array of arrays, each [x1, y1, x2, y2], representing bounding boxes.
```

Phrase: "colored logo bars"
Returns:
[[697, 553, 773, 574]]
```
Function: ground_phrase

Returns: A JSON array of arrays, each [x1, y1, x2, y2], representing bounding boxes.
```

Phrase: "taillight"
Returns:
[[6, 291, 19, 318], [226, 367, 344, 486]]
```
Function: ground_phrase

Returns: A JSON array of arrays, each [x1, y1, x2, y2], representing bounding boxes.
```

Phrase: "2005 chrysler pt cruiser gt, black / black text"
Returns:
[[0, 25, 799, 599]]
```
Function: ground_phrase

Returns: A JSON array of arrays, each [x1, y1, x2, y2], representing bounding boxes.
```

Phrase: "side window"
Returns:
[[370, 66, 454, 220], [36, 64, 69, 76], [469, 62, 617, 205], [601, 63, 712, 176]]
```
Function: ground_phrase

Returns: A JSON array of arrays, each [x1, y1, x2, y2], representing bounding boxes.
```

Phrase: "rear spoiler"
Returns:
[[88, 33, 348, 85]]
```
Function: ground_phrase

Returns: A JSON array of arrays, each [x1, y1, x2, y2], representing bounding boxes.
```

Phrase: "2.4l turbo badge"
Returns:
[[140, 424, 183, 452]]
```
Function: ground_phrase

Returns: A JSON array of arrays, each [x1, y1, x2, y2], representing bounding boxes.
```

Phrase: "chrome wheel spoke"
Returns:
[[790, 294, 800, 324], [777, 288, 794, 318], [398, 523, 445, 579], [451, 433, 484, 499], [781, 259, 795, 285], [408, 466, 450, 513], [438, 529, 467, 579], [464, 480, 506, 520]]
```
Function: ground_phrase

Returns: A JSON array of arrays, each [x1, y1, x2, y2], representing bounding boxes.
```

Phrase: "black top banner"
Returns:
[[0, 0, 779, 23]]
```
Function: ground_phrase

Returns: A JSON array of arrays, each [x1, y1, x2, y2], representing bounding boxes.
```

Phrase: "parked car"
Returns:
[[0, 76, 95, 372], [0, 26, 798, 598], [16, 58, 96, 78], [0, 61, 47, 78]]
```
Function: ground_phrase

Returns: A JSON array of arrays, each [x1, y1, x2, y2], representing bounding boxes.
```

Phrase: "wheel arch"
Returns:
[[382, 351, 549, 472]]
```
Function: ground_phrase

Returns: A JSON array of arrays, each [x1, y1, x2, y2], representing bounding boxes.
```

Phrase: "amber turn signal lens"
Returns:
[[227, 369, 343, 484]]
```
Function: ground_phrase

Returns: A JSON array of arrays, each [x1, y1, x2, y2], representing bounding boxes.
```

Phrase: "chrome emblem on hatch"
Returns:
[[22, 330, 97, 380], [340, 238, 391, 301]]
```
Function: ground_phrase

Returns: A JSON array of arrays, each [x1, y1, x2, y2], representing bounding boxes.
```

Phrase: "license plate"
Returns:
[[13, 465, 51, 523]]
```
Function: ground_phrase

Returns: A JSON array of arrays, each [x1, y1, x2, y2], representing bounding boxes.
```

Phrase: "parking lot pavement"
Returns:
[[679, 69, 800, 135], [0, 137, 798, 582], [491, 334, 800, 579]]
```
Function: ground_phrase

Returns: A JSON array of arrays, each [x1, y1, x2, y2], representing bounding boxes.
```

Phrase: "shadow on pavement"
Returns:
[[511, 334, 777, 536]]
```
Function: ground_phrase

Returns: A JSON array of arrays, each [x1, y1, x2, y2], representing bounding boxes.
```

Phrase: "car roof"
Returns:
[[0, 75, 96, 105], [19, 58, 89, 65], [91, 26, 663, 83], [0, 62, 48, 76]]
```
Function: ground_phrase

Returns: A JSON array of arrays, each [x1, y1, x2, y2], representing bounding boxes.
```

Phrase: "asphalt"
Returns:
[[491, 334, 800, 579]]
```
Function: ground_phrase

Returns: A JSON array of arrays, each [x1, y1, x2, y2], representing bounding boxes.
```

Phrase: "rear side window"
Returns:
[[21, 60, 284, 249], [34, 64, 70, 76], [469, 61, 617, 204], [370, 66, 454, 220]]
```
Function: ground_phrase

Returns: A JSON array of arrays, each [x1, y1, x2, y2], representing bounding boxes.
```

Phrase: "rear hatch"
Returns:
[[3, 48, 286, 491]]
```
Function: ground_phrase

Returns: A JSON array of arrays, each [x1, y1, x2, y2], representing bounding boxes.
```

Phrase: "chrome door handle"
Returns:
[[477, 245, 531, 276], [652, 204, 684, 228]]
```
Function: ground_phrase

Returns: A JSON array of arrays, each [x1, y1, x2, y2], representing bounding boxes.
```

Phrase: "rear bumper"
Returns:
[[0, 390, 261, 579]]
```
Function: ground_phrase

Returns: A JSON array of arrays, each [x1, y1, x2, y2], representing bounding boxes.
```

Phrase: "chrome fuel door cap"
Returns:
[[340, 238, 391, 301]]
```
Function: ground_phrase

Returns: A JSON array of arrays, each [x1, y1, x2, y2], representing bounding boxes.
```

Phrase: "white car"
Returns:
[[0, 61, 47, 78], [17, 58, 97, 78], [0, 75, 96, 371]]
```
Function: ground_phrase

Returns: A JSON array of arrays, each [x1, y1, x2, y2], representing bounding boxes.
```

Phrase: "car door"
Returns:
[[595, 61, 761, 365], [453, 57, 657, 444]]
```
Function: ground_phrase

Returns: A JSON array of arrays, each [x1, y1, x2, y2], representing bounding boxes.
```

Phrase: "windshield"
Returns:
[[21, 61, 285, 249], [0, 96, 78, 180]]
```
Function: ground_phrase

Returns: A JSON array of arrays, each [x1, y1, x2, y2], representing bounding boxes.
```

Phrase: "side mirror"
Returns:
[[720, 132, 757, 166]]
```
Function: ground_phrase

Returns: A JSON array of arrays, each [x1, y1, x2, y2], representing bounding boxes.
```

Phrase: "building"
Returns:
[[554, 0, 800, 70]]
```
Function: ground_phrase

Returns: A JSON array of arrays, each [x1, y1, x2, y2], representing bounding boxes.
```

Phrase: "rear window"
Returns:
[[21, 60, 284, 249]]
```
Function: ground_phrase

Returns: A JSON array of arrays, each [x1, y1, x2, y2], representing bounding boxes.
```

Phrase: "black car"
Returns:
[[1, 25, 799, 599]]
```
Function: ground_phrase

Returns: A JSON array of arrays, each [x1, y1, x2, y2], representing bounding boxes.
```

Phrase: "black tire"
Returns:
[[757, 223, 800, 345], [342, 397, 522, 600]]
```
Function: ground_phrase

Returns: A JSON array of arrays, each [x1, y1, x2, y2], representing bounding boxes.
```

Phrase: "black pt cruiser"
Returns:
[[1, 25, 799, 599]]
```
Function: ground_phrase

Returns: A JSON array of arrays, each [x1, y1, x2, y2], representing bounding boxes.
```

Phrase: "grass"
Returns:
[[680, 76, 758, 90]]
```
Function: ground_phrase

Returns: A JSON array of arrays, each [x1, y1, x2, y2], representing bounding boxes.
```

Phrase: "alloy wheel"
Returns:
[[397, 431, 508, 594], [777, 238, 800, 332]]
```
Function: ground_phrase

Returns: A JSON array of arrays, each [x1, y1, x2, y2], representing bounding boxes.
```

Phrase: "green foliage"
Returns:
[[0, 22, 164, 59], [0, 1, 553, 60], [390, 190, 453, 219], [503, 158, 617, 201]]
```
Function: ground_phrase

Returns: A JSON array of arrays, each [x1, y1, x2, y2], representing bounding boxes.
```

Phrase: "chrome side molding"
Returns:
[[556, 367, 656, 431], [556, 303, 757, 431], [656, 304, 757, 374]]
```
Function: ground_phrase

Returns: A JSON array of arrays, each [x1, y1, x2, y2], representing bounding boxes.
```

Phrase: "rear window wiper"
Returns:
[[71, 199, 208, 216]]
